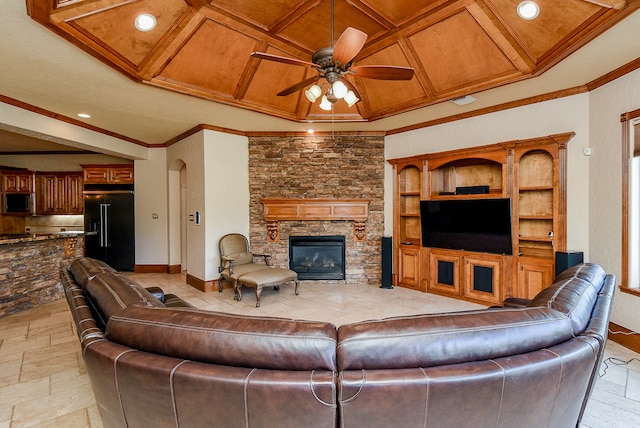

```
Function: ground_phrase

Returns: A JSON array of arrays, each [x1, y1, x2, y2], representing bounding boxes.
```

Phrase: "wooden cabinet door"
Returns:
[[54, 175, 67, 213], [36, 173, 83, 214], [398, 246, 422, 290], [463, 255, 503, 305], [83, 167, 109, 184], [3, 173, 34, 193], [518, 257, 554, 299], [108, 167, 134, 183], [37, 175, 57, 214], [65, 174, 83, 214], [428, 249, 461, 297]]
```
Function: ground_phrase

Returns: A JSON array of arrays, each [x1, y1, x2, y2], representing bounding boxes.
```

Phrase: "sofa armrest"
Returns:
[[501, 297, 531, 308]]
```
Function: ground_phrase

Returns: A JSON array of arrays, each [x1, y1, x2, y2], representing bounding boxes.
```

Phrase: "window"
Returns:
[[621, 109, 640, 295]]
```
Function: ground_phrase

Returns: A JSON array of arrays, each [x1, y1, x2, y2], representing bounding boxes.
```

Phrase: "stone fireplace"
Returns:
[[248, 135, 385, 284]]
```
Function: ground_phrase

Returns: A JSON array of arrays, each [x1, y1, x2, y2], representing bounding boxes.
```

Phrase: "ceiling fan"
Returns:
[[250, 3, 414, 111]]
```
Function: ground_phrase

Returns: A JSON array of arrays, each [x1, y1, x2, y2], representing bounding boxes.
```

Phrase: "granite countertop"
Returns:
[[0, 232, 84, 245]]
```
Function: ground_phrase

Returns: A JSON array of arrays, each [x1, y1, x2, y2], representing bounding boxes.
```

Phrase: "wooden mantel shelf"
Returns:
[[261, 198, 369, 242]]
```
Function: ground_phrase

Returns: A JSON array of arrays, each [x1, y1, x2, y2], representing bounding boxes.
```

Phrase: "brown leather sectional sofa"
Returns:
[[61, 257, 615, 428]]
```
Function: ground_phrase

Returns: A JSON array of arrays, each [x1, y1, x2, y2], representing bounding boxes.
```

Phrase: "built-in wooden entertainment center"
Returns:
[[388, 132, 574, 305]]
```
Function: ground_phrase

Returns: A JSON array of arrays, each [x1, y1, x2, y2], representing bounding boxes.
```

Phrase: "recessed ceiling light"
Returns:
[[135, 14, 156, 32], [77, 113, 91, 118], [451, 95, 476, 106], [307, 129, 315, 134], [517, 1, 540, 20]]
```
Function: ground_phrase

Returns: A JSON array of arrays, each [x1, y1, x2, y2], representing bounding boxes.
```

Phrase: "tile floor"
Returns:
[[0, 272, 639, 427]]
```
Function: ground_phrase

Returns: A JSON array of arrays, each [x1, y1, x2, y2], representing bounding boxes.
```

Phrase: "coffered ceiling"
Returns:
[[25, 0, 639, 125]]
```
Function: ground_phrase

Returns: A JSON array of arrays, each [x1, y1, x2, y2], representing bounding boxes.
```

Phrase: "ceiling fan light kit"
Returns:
[[305, 85, 323, 103], [251, 8, 415, 113]]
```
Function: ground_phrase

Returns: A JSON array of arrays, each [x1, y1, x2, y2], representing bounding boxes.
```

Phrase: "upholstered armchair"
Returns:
[[218, 233, 272, 292]]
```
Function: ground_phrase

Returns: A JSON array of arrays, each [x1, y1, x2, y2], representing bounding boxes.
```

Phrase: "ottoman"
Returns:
[[235, 268, 299, 307]]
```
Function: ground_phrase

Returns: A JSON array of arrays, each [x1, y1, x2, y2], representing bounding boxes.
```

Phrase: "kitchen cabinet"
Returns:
[[82, 164, 133, 184], [2, 171, 34, 193], [36, 172, 83, 214]]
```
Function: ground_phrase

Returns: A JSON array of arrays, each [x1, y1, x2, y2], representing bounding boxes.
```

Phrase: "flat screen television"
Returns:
[[420, 198, 512, 255]]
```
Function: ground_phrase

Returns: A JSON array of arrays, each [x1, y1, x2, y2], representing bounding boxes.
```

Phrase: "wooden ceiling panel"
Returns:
[[488, 0, 602, 61], [243, 49, 311, 115], [206, 0, 309, 31], [361, 0, 453, 25], [354, 43, 426, 114], [27, 0, 639, 123], [157, 20, 258, 96], [67, 0, 189, 68], [278, 0, 387, 53], [409, 9, 518, 94]]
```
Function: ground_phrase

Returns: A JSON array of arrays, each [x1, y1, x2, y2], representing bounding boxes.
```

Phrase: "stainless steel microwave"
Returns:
[[3, 193, 33, 213]]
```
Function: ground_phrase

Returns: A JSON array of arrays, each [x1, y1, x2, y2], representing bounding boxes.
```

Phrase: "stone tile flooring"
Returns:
[[0, 272, 639, 427]]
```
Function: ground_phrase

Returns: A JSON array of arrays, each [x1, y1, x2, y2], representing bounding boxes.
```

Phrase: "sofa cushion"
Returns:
[[106, 306, 338, 371], [527, 263, 606, 335], [85, 272, 165, 328], [337, 307, 574, 371], [69, 257, 117, 289]]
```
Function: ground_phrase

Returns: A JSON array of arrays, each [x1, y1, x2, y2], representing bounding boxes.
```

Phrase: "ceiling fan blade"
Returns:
[[251, 52, 318, 69], [332, 27, 368, 66], [277, 76, 321, 96], [351, 65, 415, 80]]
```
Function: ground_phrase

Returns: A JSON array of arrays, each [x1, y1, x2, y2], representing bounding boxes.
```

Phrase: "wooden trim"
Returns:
[[619, 286, 640, 298], [622, 115, 630, 289], [608, 322, 640, 354], [386, 87, 588, 136], [134, 264, 170, 273], [168, 264, 182, 274], [245, 131, 387, 137], [186, 273, 217, 292], [163, 124, 246, 146]]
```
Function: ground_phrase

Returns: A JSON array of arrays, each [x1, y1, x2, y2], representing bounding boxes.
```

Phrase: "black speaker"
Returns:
[[555, 251, 584, 277], [456, 185, 489, 195], [381, 237, 393, 289]]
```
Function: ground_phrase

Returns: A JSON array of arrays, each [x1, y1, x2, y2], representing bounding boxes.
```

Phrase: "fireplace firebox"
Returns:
[[289, 236, 346, 280]]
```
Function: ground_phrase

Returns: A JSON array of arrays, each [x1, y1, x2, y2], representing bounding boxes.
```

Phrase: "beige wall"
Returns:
[[589, 68, 640, 333], [166, 130, 249, 281], [134, 148, 168, 265]]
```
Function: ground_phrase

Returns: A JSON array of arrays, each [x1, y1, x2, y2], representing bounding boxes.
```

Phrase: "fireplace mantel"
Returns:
[[261, 198, 369, 242]]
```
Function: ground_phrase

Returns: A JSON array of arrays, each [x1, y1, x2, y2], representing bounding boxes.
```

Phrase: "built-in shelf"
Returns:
[[388, 132, 574, 303]]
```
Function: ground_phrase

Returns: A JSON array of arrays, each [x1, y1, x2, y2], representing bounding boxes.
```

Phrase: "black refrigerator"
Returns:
[[84, 189, 135, 271]]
